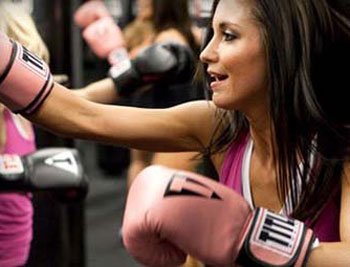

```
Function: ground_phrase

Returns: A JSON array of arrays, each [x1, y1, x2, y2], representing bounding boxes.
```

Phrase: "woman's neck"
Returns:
[[248, 114, 275, 167]]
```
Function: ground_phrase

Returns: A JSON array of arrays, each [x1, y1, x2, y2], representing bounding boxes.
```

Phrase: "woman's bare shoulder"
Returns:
[[167, 100, 218, 150], [169, 100, 216, 118], [154, 29, 188, 45]]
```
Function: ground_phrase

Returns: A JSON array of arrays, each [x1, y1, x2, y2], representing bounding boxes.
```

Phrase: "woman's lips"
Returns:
[[209, 73, 228, 90]]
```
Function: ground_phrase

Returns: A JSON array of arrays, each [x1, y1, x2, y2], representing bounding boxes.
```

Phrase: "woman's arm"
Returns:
[[307, 162, 350, 266], [75, 42, 195, 103], [73, 78, 119, 104], [1, 30, 211, 153], [28, 83, 216, 152], [73, 27, 194, 105], [307, 243, 350, 267]]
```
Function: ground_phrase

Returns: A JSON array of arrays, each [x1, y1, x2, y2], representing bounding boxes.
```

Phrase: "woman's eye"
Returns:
[[222, 31, 236, 41]]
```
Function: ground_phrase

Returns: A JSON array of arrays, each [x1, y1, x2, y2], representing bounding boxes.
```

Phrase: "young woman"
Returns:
[[1, 0, 349, 266]]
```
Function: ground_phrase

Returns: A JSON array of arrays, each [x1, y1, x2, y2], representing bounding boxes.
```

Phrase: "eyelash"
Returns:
[[222, 31, 236, 42]]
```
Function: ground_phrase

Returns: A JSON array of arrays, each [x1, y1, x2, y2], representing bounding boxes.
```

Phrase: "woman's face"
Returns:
[[200, 0, 268, 113], [136, 0, 153, 21]]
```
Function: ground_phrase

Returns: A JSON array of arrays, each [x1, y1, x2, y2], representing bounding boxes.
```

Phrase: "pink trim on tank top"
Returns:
[[219, 132, 249, 195]]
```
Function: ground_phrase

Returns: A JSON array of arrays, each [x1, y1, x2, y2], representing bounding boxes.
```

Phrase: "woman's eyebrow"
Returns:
[[218, 21, 241, 30]]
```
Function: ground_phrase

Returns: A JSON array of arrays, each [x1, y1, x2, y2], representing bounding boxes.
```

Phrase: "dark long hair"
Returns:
[[151, 0, 199, 54], [202, 0, 350, 223]]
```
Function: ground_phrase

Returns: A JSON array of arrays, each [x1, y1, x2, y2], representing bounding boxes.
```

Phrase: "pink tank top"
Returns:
[[0, 108, 36, 266], [220, 132, 340, 242]]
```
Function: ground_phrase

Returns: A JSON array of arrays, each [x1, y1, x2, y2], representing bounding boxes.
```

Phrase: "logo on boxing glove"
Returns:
[[19, 44, 49, 78], [0, 155, 24, 176], [44, 151, 79, 176], [164, 174, 221, 200]]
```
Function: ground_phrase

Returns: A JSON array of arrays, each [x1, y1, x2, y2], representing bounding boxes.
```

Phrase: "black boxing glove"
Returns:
[[0, 147, 88, 202], [108, 42, 196, 96]]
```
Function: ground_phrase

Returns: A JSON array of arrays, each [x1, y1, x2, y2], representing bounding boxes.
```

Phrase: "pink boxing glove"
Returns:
[[74, 0, 110, 28], [0, 32, 54, 114], [82, 16, 125, 60], [122, 165, 316, 267]]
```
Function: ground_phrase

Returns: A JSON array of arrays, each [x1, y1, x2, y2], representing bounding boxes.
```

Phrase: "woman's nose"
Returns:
[[199, 38, 218, 64]]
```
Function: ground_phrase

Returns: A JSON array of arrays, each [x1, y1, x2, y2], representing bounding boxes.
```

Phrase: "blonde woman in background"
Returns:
[[0, 3, 49, 266]]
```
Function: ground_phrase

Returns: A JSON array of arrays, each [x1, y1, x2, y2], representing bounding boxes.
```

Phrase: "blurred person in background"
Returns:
[[0, 2, 49, 266], [74, 1, 204, 265], [74, 0, 204, 190]]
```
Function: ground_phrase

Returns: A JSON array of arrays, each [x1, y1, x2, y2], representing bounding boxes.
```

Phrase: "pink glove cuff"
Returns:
[[82, 17, 125, 58], [74, 0, 110, 28], [237, 208, 315, 267], [0, 32, 54, 114], [108, 47, 131, 76]]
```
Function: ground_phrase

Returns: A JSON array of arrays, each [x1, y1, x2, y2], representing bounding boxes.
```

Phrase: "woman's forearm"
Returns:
[[307, 242, 350, 267], [28, 83, 102, 139], [74, 78, 119, 104], [26, 83, 201, 152]]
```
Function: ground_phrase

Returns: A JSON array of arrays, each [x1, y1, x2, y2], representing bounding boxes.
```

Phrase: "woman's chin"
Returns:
[[212, 95, 233, 110]]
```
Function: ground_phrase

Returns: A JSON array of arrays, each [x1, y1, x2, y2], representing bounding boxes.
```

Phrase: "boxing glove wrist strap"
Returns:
[[0, 33, 54, 114], [237, 208, 315, 267]]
